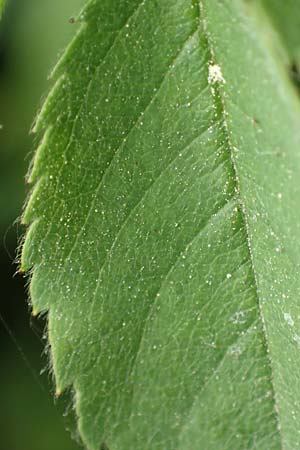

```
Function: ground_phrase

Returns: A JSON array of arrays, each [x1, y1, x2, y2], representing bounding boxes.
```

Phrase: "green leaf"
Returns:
[[253, 0, 300, 92], [261, 0, 300, 64], [22, 1, 300, 449], [0, 0, 6, 18]]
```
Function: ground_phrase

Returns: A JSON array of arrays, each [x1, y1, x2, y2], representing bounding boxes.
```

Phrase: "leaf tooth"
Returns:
[[50, 20, 88, 80], [27, 126, 53, 183], [22, 174, 47, 225], [20, 219, 40, 271], [33, 74, 67, 134]]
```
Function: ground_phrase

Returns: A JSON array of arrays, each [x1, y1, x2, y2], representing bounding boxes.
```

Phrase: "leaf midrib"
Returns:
[[108, 2, 283, 447], [197, 0, 282, 446]]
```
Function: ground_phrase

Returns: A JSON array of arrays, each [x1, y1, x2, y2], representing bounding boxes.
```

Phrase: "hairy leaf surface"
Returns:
[[22, 1, 300, 449]]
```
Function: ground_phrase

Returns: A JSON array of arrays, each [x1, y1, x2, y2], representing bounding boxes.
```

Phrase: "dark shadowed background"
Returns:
[[0, 1, 84, 449]]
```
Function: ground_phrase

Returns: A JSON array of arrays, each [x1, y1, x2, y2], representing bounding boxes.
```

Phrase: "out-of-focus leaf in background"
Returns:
[[256, 0, 300, 92], [0, 1, 84, 449], [0, 0, 6, 18], [261, 0, 300, 64]]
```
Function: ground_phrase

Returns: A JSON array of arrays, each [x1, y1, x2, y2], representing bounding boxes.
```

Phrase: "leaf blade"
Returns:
[[22, 0, 300, 449]]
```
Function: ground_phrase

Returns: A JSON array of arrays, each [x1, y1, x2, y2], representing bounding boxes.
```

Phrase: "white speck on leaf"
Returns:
[[283, 312, 294, 327], [293, 334, 300, 345], [231, 311, 247, 325], [208, 63, 226, 84]]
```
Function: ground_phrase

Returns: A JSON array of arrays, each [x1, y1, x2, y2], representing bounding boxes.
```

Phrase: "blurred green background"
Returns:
[[0, 1, 84, 449]]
